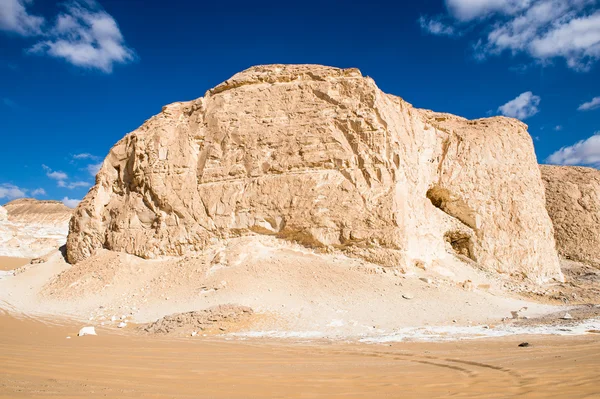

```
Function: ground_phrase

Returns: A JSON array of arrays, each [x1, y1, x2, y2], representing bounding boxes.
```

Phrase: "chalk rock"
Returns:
[[0, 198, 72, 258], [561, 313, 573, 320], [67, 64, 562, 282], [541, 165, 600, 268], [118, 322, 127, 328], [78, 326, 97, 336]]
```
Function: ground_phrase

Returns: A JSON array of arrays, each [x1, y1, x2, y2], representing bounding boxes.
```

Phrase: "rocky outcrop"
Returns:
[[67, 64, 562, 282], [541, 165, 600, 268], [0, 198, 72, 258]]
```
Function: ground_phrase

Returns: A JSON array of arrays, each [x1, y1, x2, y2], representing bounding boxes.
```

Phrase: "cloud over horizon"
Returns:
[[62, 196, 81, 208], [498, 91, 541, 120], [0, 183, 27, 200], [546, 132, 600, 167]]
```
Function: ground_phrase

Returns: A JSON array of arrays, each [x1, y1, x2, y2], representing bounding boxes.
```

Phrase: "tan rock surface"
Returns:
[[4, 198, 72, 224], [541, 165, 600, 268], [67, 64, 562, 282], [0, 198, 72, 258]]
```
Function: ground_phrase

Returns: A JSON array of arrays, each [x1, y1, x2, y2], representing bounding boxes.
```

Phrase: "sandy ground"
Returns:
[[0, 256, 30, 271], [1, 311, 599, 399], [0, 236, 582, 339]]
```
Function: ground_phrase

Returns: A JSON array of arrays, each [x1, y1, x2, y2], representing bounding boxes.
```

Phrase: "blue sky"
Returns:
[[1, 0, 599, 206]]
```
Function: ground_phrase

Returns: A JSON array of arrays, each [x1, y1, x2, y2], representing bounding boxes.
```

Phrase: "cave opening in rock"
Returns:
[[444, 230, 475, 261]]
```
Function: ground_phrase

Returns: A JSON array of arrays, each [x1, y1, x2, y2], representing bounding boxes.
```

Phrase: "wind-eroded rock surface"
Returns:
[[67, 64, 562, 282], [541, 165, 600, 268], [0, 198, 72, 258]]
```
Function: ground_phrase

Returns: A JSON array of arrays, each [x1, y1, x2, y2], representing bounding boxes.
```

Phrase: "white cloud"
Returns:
[[419, 16, 457, 36], [498, 91, 541, 119], [64, 181, 91, 189], [62, 196, 81, 208], [42, 164, 68, 181], [554, 125, 563, 131], [86, 162, 102, 176], [445, 0, 532, 21], [72, 153, 98, 160], [421, 0, 600, 71], [31, 187, 46, 196], [578, 96, 600, 111], [546, 132, 600, 167], [29, 1, 136, 73], [0, 0, 44, 36], [0, 183, 27, 200]]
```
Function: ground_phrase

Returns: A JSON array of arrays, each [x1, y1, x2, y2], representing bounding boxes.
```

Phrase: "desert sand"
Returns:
[[0, 256, 30, 271], [1, 311, 599, 399]]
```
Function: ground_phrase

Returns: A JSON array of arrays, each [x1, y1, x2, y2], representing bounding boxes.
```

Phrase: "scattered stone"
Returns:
[[562, 313, 573, 320], [402, 294, 414, 300], [66, 336, 71, 339], [118, 322, 127, 328], [191, 331, 198, 337], [140, 304, 253, 335], [518, 342, 530, 347], [419, 277, 432, 284], [78, 326, 97, 336]]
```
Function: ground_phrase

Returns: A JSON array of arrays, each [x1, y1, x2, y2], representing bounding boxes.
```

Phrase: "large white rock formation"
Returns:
[[67, 65, 562, 282]]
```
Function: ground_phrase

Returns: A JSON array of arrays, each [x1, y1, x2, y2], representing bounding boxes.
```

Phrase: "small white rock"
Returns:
[[66, 336, 71, 339], [118, 322, 127, 328], [191, 331, 198, 337], [78, 326, 97, 336], [402, 293, 414, 300], [562, 313, 573, 320]]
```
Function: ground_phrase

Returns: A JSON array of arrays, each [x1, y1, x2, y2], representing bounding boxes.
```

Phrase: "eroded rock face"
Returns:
[[541, 165, 600, 268], [1, 198, 72, 258], [67, 64, 562, 282]]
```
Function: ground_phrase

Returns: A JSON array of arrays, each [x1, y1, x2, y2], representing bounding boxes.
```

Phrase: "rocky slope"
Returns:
[[0, 198, 72, 258], [67, 64, 562, 283], [541, 165, 600, 268]]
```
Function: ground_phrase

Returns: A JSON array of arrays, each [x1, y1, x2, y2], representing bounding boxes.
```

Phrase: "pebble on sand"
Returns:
[[78, 326, 97, 336], [562, 313, 573, 320], [402, 294, 414, 300], [118, 322, 127, 328]]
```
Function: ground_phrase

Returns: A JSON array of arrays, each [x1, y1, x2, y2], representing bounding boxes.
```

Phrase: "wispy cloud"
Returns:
[[498, 91, 541, 120], [72, 153, 99, 160], [554, 125, 563, 131], [578, 96, 600, 111], [86, 162, 102, 176], [62, 196, 81, 208], [418, 15, 458, 36], [2, 98, 18, 108], [28, 1, 136, 73], [546, 132, 600, 167], [42, 164, 68, 182], [58, 180, 91, 189], [420, 0, 600, 71], [0, 0, 44, 36], [31, 187, 46, 196], [0, 0, 135, 73]]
